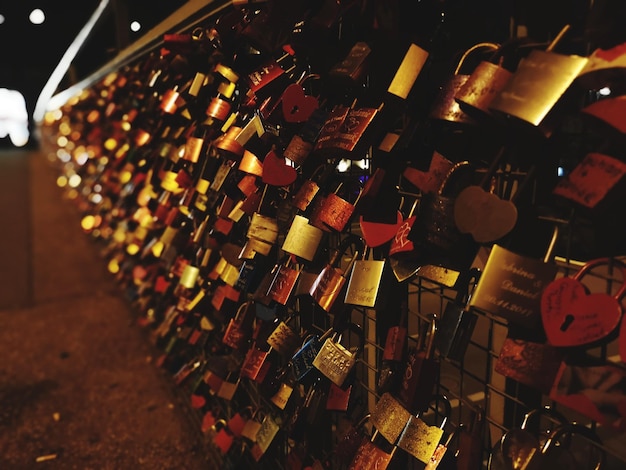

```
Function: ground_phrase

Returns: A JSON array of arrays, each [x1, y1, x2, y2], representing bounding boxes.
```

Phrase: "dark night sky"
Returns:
[[0, 1, 187, 116]]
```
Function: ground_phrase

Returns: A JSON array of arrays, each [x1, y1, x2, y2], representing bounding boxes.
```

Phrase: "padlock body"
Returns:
[[398, 350, 439, 414]]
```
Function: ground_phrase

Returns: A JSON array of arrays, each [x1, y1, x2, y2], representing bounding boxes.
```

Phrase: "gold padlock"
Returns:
[[344, 246, 386, 308], [266, 314, 303, 357], [397, 395, 451, 464], [282, 215, 324, 262], [370, 392, 412, 445], [429, 42, 499, 124], [489, 25, 589, 136]]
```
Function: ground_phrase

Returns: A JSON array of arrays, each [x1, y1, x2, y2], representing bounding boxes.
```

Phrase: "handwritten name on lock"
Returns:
[[345, 258, 385, 307], [552, 152, 626, 209], [469, 245, 558, 329]]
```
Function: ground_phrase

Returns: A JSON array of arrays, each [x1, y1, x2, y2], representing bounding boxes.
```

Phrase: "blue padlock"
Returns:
[[291, 328, 335, 382]]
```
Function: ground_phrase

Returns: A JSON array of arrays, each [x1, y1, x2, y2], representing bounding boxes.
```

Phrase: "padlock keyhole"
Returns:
[[289, 105, 299, 115], [560, 314, 575, 331]]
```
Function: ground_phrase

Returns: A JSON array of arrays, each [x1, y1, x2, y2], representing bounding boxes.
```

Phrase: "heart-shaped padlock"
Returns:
[[281, 81, 319, 123], [541, 257, 626, 348], [454, 149, 525, 243], [262, 150, 297, 187]]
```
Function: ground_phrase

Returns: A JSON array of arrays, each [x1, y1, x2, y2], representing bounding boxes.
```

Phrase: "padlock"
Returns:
[[489, 405, 568, 470], [320, 104, 382, 159], [388, 198, 420, 277], [396, 394, 452, 465], [455, 407, 486, 470], [344, 246, 386, 308], [211, 419, 235, 454], [416, 160, 476, 259], [537, 423, 605, 470], [312, 321, 365, 387], [221, 300, 255, 351], [552, 152, 626, 210], [328, 41, 372, 86], [541, 257, 626, 348], [398, 315, 440, 415], [454, 42, 514, 120], [281, 215, 324, 262], [291, 327, 335, 382], [348, 429, 397, 470], [429, 42, 499, 124], [249, 413, 281, 462], [378, 294, 409, 395], [216, 371, 240, 401], [283, 107, 329, 165], [494, 332, 564, 395], [277, 72, 321, 124], [266, 255, 302, 306], [326, 379, 353, 412], [239, 342, 271, 382], [334, 413, 372, 467], [453, 149, 512, 241], [266, 313, 304, 358], [489, 25, 589, 136], [370, 392, 412, 445], [313, 104, 351, 154], [266, 362, 297, 410], [240, 408, 267, 443], [227, 405, 254, 438], [435, 267, 481, 362], [469, 231, 559, 329], [424, 426, 459, 470], [247, 211, 279, 246], [292, 164, 332, 212], [309, 235, 363, 312], [313, 178, 364, 233]]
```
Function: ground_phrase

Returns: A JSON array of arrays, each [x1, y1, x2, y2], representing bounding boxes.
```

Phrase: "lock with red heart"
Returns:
[[261, 149, 297, 187], [280, 73, 320, 123], [541, 257, 626, 348]]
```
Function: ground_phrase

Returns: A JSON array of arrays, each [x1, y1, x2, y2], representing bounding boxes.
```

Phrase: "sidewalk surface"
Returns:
[[0, 149, 213, 469]]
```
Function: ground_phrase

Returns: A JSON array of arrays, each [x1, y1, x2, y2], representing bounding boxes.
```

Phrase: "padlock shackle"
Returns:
[[540, 423, 604, 470], [429, 393, 452, 431], [520, 404, 567, 431], [573, 257, 626, 300], [454, 42, 500, 75], [546, 24, 570, 52], [437, 160, 471, 196], [328, 234, 365, 267], [334, 321, 366, 355], [424, 315, 438, 359], [233, 300, 253, 321]]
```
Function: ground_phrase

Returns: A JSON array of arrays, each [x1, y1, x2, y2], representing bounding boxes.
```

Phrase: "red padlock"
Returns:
[[397, 315, 440, 414], [541, 257, 626, 348]]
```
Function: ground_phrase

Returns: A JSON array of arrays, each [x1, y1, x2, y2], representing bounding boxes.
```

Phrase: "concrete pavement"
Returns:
[[0, 149, 214, 469]]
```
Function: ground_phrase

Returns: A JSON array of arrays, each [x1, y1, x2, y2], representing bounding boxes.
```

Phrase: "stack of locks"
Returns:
[[38, 1, 626, 468]]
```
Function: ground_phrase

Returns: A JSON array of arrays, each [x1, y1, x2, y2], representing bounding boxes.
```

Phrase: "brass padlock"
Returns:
[[370, 392, 411, 445], [265, 313, 303, 358], [397, 395, 451, 464], [309, 235, 363, 312], [455, 44, 513, 119], [312, 321, 365, 387], [429, 42, 499, 124], [281, 215, 324, 262], [489, 25, 589, 136], [344, 246, 386, 308]]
